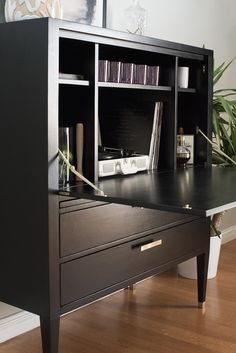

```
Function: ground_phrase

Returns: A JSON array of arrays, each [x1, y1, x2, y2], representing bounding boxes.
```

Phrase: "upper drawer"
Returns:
[[60, 203, 194, 257]]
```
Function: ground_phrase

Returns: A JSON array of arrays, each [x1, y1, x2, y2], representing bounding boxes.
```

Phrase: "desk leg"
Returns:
[[197, 251, 209, 308], [125, 284, 136, 291], [40, 316, 60, 353]]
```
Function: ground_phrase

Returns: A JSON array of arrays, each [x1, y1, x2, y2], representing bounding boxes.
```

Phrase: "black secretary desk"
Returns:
[[1, 18, 236, 353]]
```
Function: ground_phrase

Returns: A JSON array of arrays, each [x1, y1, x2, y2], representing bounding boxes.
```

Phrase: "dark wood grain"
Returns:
[[0, 18, 214, 353], [1, 240, 236, 353], [0, 19, 51, 316], [60, 203, 193, 258], [56, 18, 212, 59], [60, 217, 209, 306], [40, 316, 60, 353], [197, 251, 209, 304]]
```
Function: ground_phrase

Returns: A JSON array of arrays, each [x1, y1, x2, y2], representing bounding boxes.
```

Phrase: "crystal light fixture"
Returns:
[[124, 0, 147, 35]]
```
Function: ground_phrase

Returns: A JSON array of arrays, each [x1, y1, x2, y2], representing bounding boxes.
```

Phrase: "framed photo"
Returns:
[[61, 0, 104, 27], [0, 0, 5, 23]]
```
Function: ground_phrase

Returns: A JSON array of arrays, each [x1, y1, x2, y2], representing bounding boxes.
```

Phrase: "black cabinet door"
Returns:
[[59, 167, 236, 216]]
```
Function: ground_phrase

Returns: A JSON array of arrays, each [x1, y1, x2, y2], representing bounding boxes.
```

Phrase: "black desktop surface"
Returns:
[[59, 166, 236, 217]]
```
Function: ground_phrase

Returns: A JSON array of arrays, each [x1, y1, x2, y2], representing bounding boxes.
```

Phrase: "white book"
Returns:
[[153, 102, 163, 169], [59, 73, 79, 80], [76, 123, 84, 177], [148, 102, 163, 170], [148, 102, 159, 169]]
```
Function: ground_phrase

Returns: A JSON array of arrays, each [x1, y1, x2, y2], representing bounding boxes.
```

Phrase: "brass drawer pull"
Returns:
[[141, 239, 162, 252]]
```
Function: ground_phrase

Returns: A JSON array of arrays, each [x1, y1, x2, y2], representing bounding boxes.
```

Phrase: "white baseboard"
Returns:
[[222, 225, 236, 244], [0, 311, 39, 343]]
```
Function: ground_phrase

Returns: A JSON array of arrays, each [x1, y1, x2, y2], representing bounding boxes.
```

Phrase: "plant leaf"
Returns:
[[220, 123, 235, 155], [213, 61, 226, 80], [213, 58, 236, 86], [218, 96, 235, 124], [230, 124, 236, 151], [214, 88, 236, 95], [212, 109, 221, 145]]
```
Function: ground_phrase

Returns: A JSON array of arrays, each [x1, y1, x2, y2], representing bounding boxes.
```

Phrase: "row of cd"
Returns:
[[99, 60, 160, 86]]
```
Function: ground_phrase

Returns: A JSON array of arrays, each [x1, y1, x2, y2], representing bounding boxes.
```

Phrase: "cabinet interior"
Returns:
[[58, 36, 210, 187]]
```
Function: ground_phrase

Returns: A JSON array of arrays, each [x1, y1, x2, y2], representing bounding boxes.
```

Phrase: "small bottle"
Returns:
[[177, 127, 191, 167]]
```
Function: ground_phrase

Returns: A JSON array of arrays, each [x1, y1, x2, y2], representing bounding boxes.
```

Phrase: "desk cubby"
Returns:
[[55, 24, 212, 187], [59, 37, 95, 81]]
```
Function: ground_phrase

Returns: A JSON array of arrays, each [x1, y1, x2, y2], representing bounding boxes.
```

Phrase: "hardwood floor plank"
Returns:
[[1, 240, 236, 353]]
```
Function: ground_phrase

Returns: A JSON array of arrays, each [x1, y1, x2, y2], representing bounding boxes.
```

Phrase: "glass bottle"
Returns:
[[177, 127, 191, 167], [124, 0, 147, 35]]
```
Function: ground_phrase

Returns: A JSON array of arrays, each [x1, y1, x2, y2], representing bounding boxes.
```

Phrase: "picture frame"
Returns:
[[0, 0, 108, 25], [0, 0, 5, 22], [61, 0, 105, 27]]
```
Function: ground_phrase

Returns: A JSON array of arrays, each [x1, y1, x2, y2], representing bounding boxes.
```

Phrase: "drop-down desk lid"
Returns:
[[58, 167, 236, 217]]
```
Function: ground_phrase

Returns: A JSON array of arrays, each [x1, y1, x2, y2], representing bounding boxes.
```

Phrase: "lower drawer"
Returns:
[[60, 217, 208, 306]]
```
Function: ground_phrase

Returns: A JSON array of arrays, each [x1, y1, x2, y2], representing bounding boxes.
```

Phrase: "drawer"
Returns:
[[61, 217, 208, 306], [60, 203, 194, 257]]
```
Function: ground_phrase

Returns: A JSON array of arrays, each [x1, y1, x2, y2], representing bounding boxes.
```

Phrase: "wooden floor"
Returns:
[[1, 240, 236, 353]]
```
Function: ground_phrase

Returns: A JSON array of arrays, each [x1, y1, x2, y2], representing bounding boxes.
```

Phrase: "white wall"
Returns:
[[107, 0, 236, 88]]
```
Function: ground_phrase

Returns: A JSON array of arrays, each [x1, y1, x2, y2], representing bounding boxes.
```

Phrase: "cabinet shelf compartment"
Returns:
[[59, 84, 95, 182], [99, 44, 175, 87], [177, 92, 209, 166], [59, 37, 95, 82], [98, 89, 174, 174], [177, 57, 206, 91]]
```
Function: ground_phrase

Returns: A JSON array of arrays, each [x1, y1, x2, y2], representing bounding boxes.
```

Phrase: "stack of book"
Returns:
[[99, 60, 160, 86]]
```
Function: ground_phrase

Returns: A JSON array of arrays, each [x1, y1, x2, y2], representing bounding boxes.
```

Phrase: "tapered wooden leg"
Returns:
[[125, 284, 136, 291], [197, 251, 209, 308], [40, 316, 60, 353]]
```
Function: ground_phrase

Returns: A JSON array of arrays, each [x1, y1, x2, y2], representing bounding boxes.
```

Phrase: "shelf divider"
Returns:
[[98, 82, 172, 91], [59, 79, 90, 86], [178, 87, 197, 93]]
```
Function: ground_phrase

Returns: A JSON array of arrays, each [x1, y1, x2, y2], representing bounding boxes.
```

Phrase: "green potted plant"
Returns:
[[211, 58, 236, 166], [178, 58, 236, 279]]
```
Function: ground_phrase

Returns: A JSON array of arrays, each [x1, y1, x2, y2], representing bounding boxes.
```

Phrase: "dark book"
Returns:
[[134, 64, 147, 85], [109, 61, 122, 83], [98, 60, 110, 82], [120, 63, 135, 84], [146, 65, 160, 85]]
